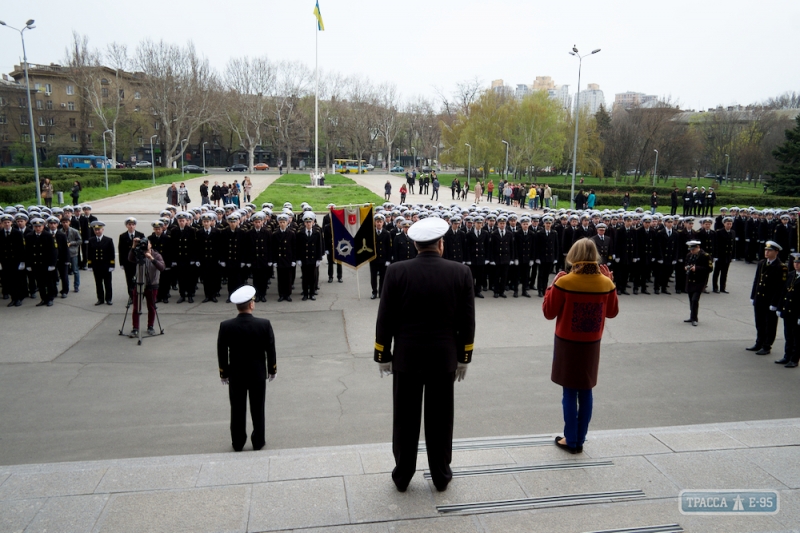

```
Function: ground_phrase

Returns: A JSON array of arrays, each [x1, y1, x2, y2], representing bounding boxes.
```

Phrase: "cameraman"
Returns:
[[128, 237, 165, 337]]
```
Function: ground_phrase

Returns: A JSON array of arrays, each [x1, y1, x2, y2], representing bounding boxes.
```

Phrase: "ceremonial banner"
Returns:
[[330, 204, 375, 269]]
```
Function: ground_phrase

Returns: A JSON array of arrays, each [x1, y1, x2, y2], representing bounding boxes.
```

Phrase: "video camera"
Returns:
[[134, 237, 149, 264]]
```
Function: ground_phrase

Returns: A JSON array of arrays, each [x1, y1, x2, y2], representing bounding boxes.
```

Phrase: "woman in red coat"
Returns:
[[543, 238, 619, 454]]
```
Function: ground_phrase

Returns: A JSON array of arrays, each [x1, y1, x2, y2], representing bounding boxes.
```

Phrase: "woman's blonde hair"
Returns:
[[566, 237, 599, 269]]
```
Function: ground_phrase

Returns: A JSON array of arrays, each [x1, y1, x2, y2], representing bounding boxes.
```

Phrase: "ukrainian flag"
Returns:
[[313, 1, 325, 31]]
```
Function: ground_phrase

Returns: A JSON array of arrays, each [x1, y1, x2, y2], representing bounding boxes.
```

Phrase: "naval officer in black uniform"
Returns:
[[217, 285, 277, 452], [748, 240, 788, 355], [374, 217, 475, 493]]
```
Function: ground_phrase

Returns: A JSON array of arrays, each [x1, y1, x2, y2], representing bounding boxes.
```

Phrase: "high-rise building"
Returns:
[[578, 83, 604, 115], [533, 76, 555, 91], [547, 85, 571, 110], [614, 91, 658, 109], [515, 84, 531, 100]]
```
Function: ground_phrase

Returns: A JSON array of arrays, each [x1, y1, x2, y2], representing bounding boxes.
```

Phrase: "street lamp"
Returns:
[[1, 19, 40, 203], [180, 138, 188, 177], [202, 141, 208, 173], [465, 143, 471, 186], [724, 153, 730, 183], [432, 144, 438, 170], [502, 140, 510, 180], [102, 129, 112, 190], [411, 146, 416, 170], [568, 46, 601, 209], [150, 134, 158, 184], [652, 149, 659, 187]]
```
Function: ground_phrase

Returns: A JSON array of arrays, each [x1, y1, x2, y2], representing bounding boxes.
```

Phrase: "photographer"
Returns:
[[128, 237, 165, 337]]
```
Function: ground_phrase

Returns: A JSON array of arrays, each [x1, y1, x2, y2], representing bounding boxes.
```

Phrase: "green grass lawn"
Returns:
[[17, 174, 184, 207], [254, 173, 383, 208]]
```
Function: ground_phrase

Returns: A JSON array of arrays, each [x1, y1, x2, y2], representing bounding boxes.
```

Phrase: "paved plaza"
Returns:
[[1, 176, 799, 532]]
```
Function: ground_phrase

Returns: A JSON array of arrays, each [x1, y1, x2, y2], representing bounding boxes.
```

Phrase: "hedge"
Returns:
[[547, 188, 800, 209], [0, 175, 123, 204], [0, 168, 175, 185]]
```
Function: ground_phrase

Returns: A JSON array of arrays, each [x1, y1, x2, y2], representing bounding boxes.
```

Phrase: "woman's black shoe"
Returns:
[[555, 436, 579, 454]]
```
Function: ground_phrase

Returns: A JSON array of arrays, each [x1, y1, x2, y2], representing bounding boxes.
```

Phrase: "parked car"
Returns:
[[421, 166, 432, 174], [390, 165, 404, 173], [254, 163, 270, 171], [134, 161, 152, 168], [365, 164, 375, 171], [183, 164, 207, 174], [226, 164, 248, 172]]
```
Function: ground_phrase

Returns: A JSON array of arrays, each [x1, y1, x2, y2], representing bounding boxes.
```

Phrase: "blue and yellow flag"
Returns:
[[313, 1, 325, 31]]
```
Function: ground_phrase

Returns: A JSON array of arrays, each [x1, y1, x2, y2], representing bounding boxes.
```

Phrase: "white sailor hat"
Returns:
[[781, 213, 791, 220], [151, 220, 165, 228], [201, 213, 216, 221], [408, 216, 448, 243], [160, 210, 172, 217], [176, 212, 192, 220], [723, 217, 733, 223], [230, 285, 256, 305], [302, 211, 316, 221], [0, 214, 12, 222], [90, 220, 106, 228], [46, 216, 60, 224], [684, 216, 695, 223], [277, 213, 289, 222], [82, 204, 92, 210], [31, 217, 46, 226], [765, 240, 782, 251], [451, 215, 462, 223], [497, 215, 508, 222], [791, 253, 800, 262], [15, 213, 28, 221], [473, 215, 485, 223], [125, 216, 137, 225], [542, 216, 554, 223], [686, 240, 701, 248], [596, 223, 608, 229], [719, 207, 729, 212], [214, 207, 225, 214], [227, 213, 240, 222], [374, 213, 385, 221], [250, 212, 266, 221], [400, 218, 412, 227], [283, 202, 293, 208], [519, 216, 531, 223]]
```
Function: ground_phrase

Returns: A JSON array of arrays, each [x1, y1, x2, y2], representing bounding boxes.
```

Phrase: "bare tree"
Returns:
[[341, 78, 379, 172], [64, 32, 94, 154], [374, 82, 404, 170], [224, 56, 275, 172], [135, 39, 219, 168], [268, 60, 311, 170]]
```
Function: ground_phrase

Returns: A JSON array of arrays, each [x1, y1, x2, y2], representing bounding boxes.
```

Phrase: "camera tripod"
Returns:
[[119, 260, 165, 345]]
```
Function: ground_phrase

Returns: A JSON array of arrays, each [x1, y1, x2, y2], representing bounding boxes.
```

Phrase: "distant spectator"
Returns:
[[243, 176, 252, 202], [587, 189, 596, 209], [211, 181, 221, 206], [41, 178, 53, 208], [71, 180, 82, 206], [473, 180, 482, 204], [384, 180, 392, 200], [167, 183, 179, 206], [178, 182, 189, 210], [399, 183, 407, 203]]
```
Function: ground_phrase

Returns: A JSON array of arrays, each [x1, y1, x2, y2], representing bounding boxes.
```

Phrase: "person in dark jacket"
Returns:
[[670, 188, 679, 216], [535, 216, 560, 297], [127, 237, 165, 337], [775, 254, 800, 368], [119, 217, 146, 297], [295, 212, 323, 301], [712, 217, 736, 293], [373, 217, 475, 492], [465, 216, 490, 298], [747, 241, 788, 355], [25, 218, 57, 306], [370, 213, 392, 299], [684, 240, 713, 326], [271, 214, 296, 302], [217, 285, 277, 452], [87, 221, 115, 305]]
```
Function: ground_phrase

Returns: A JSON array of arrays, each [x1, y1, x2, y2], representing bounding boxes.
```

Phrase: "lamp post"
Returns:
[[502, 140, 510, 180], [433, 144, 438, 170], [202, 141, 208, 173], [1, 19, 40, 204], [411, 146, 416, 170], [568, 46, 601, 209], [652, 149, 659, 187], [102, 129, 112, 190], [150, 134, 158, 184], [180, 138, 188, 178], [465, 143, 471, 186], [724, 153, 730, 183]]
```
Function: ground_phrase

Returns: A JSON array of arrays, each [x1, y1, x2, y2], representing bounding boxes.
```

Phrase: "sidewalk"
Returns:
[[2, 418, 798, 532]]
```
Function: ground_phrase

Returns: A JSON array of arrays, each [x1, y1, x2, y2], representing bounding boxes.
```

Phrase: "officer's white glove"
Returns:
[[296, 259, 302, 266], [535, 259, 541, 264], [751, 299, 755, 305], [26, 267, 31, 271], [490, 261, 496, 265], [746, 239, 750, 242], [514, 260, 519, 265], [315, 260, 321, 267], [172, 262, 178, 267], [455, 362, 468, 382], [196, 261, 201, 267], [18, 262, 25, 270], [657, 260, 663, 264], [614, 257, 620, 263], [529, 260, 534, 266], [268, 262, 273, 267], [633, 258, 639, 262], [385, 261, 390, 266], [109, 267, 114, 272], [713, 258, 718, 263], [325, 250, 329, 255], [553, 259, 558, 264], [484, 260, 489, 265], [268, 374, 275, 382], [190, 261, 196, 266], [291, 262, 296, 267], [777, 311, 782, 317], [736, 238, 739, 241], [240, 263, 245, 268], [378, 362, 392, 378], [563, 253, 567, 256], [797, 318, 800, 326], [465, 261, 471, 265], [47, 266, 55, 271], [672, 261, 677, 265], [219, 261, 226, 267], [769, 306, 778, 312], [220, 378, 229, 385], [678, 259, 683, 263]]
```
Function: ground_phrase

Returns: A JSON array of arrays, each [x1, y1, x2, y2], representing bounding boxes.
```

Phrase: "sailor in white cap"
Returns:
[[683, 240, 712, 326], [297, 211, 323, 301], [119, 216, 145, 297], [374, 215, 474, 493], [217, 284, 277, 452], [272, 213, 296, 302], [25, 217, 57, 306], [87, 220, 115, 305], [747, 240, 788, 355], [775, 253, 800, 368]]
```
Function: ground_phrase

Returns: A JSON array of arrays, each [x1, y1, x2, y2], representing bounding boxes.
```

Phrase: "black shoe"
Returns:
[[620, 290, 630, 295], [129, 329, 139, 338], [746, 344, 762, 352], [692, 321, 697, 326], [633, 289, 639, 295], [328, 277, 333, 283], [493, 293, 499, 298], [684, 319, 693, 323], [176, 297, 186, 304], [278, 297, 285, 302], [370, 293, 378, 300], [433, 481, 450, 492], [555, 436, 579, 454], [755, 348, 771, 355], [187, 297, 194, 303], [310, 295, 316, 301], [202, 298, 211, 303], [500, 293, 507, 298], [522, 292, 531, 298], [106, 301, 112, 305], [721, 290, 729, 294], [7, 300, 18, 307], [147, 327, 156, 336], [95, 300, 105, 306], [475, 293, 484, 298], [338, 279, 343, 283], [713, 289, 720, 293], [662, 289, 671, 295], [641, 289, 650, 295], [703, 289, 709, 294], [302, 295, 308, 301], [538, 291, 544, 297], [775, 358, 789, 364], [286, 297, 292, 302], [60, 293, 67, 299], [225, 298, 232, 303], [3, 295, 9, 300], [212, 297, 218, 303], [36, 300, 47, 307], [13, 300, 22, 307], [786, 362, 798, 368], [513, 292, 519, 298]]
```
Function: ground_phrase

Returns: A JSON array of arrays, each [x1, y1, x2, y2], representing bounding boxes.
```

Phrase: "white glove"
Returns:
[[378, 362, 392, 378], [657, 260, 663, 264], [291, 262, 296, 267], [47, 266, 55, 271], [240, 263, 245, 268], [325, 250, 329, 255], [268, 374, 275, 382], [268, 262, 273, 267], [297, 260, 302, 266], [220, 378, 229, 385], [751, 299, 755, 305], [219, 261, 226, 267], [746, 239, 750, 242], [190, 261, 196, 266], [196, 261, 201, 267], [535, 259, 541, 264], [614, 257, 620, 263], [455, 362, 468, 382], [672, 261, 677, 265], [490, 261, 496, 265], [553, 260, 558, 264], [26, 267, 31, 271], [735, 238, 739, 241], [247, 263, 251, 268], [109, 267, 114, 272], [777, 311, 782, 317], [769, 306, 777, 312], [385, 261, 390, 266], [713, 258, 718, 263], [484, 260, 489, 265], [529, 260, 534, 266], [172, 262, 177, 267], [514, 260, 519, 265], [18, 262, 25, 270], [466, 261, 471, 265], [315, 260, 320, 267], [678, 259, 684, 263], [633, 258, 639, 263], [797, 318, 799, 325]]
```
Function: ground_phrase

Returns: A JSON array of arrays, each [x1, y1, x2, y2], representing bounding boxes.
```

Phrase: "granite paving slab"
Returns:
[[580, 433, 674, 458], [0, 498, 44, 533], [344, 474, 436, 523], [195, 457, 271, 487], [0, 469, 106, 501], [299, 524, 389, 533], [268, 451, 362, 481], [359, 450, 424, 475], [387, 515, 483, 532], [95, 464, 200, 493], [738, 446, 800, 489], [431, 474, 527, 506], [771, 489, 800, 531], [505, 445, 592, 465], [248, 477, 349, 532], [24, 494, 108, 533], [650, 428, 747, 452], [94, 485, 249, 533], [722, 424, 800, 447], [450, 448, 516, 468]]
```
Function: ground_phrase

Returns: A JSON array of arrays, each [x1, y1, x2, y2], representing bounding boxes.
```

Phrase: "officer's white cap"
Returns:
[[230, 285, 256, 305], [408, 217, 448, 244], [765, 240, 782, 251], [686, 240, 701, 247]]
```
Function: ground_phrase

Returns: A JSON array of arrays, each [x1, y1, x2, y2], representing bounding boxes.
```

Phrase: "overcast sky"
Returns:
[[2, 0, 798, 111]]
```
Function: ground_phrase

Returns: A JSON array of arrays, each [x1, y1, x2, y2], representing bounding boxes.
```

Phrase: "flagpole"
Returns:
[[315, 21, 319, 182]]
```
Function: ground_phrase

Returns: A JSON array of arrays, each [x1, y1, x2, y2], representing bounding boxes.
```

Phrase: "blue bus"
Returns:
[[57, 154, 111, 169]]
